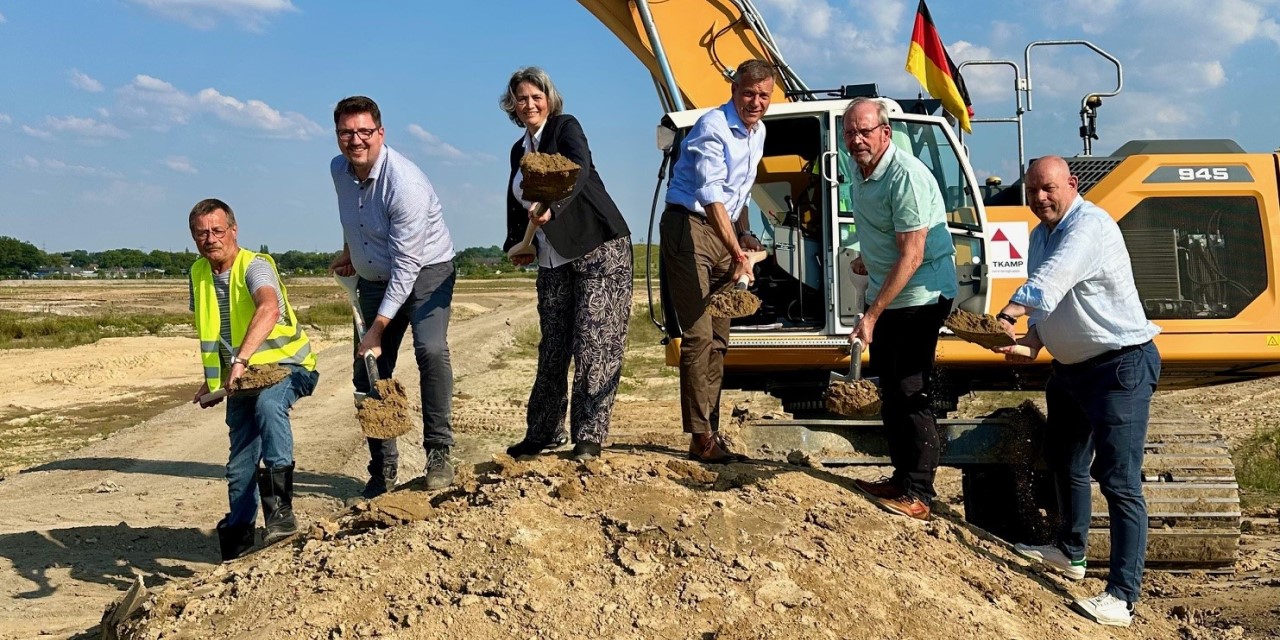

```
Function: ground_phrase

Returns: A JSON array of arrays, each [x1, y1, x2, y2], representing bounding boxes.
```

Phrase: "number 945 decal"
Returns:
[[1144, 166, 1254, 183]]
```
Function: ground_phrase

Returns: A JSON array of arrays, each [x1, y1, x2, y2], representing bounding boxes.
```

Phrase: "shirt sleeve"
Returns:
[[684, 117, 733, 209], [377, 174, 434, 319], [1010, 217, 1103, 315], [245, 256, 287, 324]]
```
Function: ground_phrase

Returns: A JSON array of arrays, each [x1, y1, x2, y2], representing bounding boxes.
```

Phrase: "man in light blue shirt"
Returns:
[[843, 97, 956, 521], [995, 156, 1161, 628], [660, 59, 772, 463], [329, 95, 457, 497]]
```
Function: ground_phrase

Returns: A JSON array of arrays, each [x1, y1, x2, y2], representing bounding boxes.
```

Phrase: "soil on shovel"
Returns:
[[945, 309, 1015, 349], [707, 288, 761, 319], [520, 152, 580, 203], [357, 378, 414, 439], [228, 364, 290, 394], [825, 379, 882, 417]]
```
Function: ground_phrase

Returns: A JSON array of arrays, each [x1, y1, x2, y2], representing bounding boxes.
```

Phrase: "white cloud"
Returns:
[[116, 74, 322, 139], [69, 69, 104, 93], [0, 11, 6, 24], [164, 155, 197, 174], [22, 125, 53, 140], [81, 180, 164, 205], [11, 155, 124, 178], [128, 0, 297, 31], [43, 115, 128, 140], [0, 113, 11, 124], [406, 124, 495, 164]]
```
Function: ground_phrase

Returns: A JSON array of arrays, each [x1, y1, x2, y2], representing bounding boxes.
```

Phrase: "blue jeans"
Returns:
[[1046, 341, 1160, 603], [223, 364, 319, 527], [355, 262, 455, 476]]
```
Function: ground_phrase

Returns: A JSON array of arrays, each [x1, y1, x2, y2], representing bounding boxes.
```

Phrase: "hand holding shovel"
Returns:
[[507, 153, 581, 262]]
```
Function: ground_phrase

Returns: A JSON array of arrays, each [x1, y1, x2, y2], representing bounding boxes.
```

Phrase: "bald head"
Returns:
[[1024, 156, 1079, 227]]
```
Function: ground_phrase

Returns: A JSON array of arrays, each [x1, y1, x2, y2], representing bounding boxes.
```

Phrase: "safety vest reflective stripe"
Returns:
[[191, 249, 316, 392]]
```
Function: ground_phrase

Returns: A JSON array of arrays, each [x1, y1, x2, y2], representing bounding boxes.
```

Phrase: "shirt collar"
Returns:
[[720, 100, 758, 135], [1048, 195, 1086, 234], [525, 121, 547, 151], [864, 142, 897, 182]]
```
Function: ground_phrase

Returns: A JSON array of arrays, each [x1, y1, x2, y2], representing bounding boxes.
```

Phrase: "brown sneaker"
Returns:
[[854, 477, 904, 500], [874, 494, 931, 520], [689, 433, 746, 464]]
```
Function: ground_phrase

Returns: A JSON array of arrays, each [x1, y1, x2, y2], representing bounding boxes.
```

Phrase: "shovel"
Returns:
[[507, 154, 582, 260], [334, 273, 382, 406], [831, 314, 879, 386], [195, 338, 242, 407], [506, 203, 549, 260]]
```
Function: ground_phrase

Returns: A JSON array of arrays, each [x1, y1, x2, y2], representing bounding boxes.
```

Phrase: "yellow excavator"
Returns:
[[578, 0, 1267, 571]]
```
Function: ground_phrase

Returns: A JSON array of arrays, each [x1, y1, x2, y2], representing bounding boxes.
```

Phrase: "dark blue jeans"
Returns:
[[356, 262, 455, 476], [1046, 340, 1160, 604], [223, 364, 320, 527]]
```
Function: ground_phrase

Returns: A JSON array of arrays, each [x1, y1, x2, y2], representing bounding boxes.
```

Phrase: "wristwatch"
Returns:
[[231, 354, 249, 367], [996, 312, 1017, 325]]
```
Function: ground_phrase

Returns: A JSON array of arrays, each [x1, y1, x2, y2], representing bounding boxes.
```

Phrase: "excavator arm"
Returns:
[[575, 0, 803, 110]]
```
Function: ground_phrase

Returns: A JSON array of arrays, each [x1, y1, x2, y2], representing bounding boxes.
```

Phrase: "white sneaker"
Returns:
[[1013, 543, 1086, 580], [1073, 592, 1134, 627]]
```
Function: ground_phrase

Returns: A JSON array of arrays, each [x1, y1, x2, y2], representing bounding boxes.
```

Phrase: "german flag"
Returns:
[[905, 0, 973, 132]]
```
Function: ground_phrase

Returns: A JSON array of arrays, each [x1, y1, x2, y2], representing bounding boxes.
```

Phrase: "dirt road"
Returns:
[[0, 285, 542, 639]]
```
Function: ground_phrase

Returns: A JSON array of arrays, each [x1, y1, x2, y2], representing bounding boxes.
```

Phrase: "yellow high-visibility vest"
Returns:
[[191, 249, 316, 392]]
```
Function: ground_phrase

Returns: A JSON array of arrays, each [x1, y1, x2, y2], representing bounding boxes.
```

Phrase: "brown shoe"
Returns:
[[874, 494, 931, 520], [854, 477, 904, 500], [688, 433, 746, 464]]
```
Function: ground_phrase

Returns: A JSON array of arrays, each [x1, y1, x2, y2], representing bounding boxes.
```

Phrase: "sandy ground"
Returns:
[[0, 280, 1277, 639]]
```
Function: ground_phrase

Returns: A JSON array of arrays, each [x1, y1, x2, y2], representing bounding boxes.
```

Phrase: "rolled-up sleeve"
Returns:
[[685, 123, 731, 209], [1011, 217, 1102, 316]]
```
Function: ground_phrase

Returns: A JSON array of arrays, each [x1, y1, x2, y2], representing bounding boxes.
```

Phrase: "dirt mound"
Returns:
[[825, 379, 882, 417], [112, 450, 1189, 640], [707, 288, 761, 319], [945, 309, 1014, 349], [519, 152, 580, 203], [357, 378, 414, 439], [228, 363, 289, 394]]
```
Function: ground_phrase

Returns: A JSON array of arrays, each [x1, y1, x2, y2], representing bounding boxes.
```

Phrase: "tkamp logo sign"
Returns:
[[988, 222, 1028, 278]]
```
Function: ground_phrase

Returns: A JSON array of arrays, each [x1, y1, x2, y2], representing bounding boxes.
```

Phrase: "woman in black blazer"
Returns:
[[499, 67, 632, 462]]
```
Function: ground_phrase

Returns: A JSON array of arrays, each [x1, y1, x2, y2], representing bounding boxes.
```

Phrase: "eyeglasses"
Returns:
[[194, 227, 229, 240], [336, 128, 379, 141], [845, 124, 887, 140]]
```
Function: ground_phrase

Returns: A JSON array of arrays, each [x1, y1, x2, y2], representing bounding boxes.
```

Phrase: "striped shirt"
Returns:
[[188, 256, 287, 369], [665, 100, 766, 223], [331, 145, 455, 320]]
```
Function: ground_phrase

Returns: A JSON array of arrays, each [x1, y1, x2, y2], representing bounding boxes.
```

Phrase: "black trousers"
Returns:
[[870, 295, 952, 502]]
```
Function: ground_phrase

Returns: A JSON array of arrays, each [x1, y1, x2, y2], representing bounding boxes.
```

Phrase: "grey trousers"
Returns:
[[355, 261, 455, 475], [525, 236, 633, 445]]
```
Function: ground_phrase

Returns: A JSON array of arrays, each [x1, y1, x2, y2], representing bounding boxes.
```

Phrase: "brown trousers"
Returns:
[[660, 206, 734, 434]]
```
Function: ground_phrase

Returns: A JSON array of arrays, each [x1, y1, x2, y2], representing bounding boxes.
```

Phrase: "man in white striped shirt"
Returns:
[[329, 96, 457, 496]]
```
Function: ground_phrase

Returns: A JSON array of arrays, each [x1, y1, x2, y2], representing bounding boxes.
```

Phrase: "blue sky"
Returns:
[[1, 0, 1278, 254]]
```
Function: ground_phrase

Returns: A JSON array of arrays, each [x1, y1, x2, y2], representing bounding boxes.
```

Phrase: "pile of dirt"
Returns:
[[110, 450, 1194, 640], [944, 309, 1014, 349], [519, 152, 580, 203], [357, 378, 414, 439], [707, 288, 761, 319], [228, 364, 289, 394], [825, 379, 882, 417]]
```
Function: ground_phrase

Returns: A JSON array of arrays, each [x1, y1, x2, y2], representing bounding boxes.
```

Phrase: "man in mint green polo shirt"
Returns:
[[843, 97, 956, 520]]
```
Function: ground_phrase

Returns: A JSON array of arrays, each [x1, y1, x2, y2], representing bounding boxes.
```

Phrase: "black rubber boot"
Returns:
[[258, 464, 298, 545], [216, 517, 255, 562], [360, 462, 397, 500]]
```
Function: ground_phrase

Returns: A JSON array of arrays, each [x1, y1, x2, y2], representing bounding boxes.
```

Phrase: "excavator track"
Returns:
[[742, 412, 1241, 572]]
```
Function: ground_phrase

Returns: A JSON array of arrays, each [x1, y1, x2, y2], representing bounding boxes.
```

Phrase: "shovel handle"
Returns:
[[507, 203, 549, 259], [363, 352, 380, 398], [197, 388, 227, 408]]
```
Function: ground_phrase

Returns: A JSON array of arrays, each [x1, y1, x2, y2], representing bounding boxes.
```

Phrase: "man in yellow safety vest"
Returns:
[[188, 198, 319, 562]]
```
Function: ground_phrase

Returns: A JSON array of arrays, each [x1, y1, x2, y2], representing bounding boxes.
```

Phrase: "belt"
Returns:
[[1053, 340, 1150, 373]]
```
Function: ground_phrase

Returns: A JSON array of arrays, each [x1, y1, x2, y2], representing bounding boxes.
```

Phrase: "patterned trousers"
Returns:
[[525, 236, 633, 445]]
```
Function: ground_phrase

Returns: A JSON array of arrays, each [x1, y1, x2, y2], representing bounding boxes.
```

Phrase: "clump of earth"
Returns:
[[228, 364, 290, 394], [707, 288, 761, 319], [357, 378, 414, 439], [520, 152, 580, 202], [945, 309, 1014, 349], [825, 379, 882, 417]]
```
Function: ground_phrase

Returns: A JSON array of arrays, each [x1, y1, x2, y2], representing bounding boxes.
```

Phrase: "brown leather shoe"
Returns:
[[874, 494, 931, 520], [688, 433, 746, 464], [854, 477, 904, 500]]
